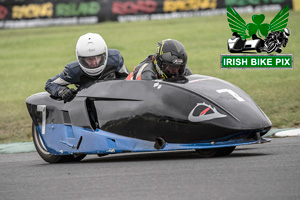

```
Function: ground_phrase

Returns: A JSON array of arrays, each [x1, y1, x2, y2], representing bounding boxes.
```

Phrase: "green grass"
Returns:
[[0, 11, 300, 143]]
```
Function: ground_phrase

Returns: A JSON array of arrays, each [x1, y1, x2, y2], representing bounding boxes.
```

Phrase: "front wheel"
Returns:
[[195, 146, 236, 158], [32, 122, 86, 163]]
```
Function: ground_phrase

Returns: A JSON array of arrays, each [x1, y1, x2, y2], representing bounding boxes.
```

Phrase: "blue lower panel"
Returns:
[[36, 124, 270, 155]]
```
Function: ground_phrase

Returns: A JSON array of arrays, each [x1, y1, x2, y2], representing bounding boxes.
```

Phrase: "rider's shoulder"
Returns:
[[64, 61, 84, 75], [107, 49, 123, 67], [65, 61, 80, 70], [108, 49, 121, 57]]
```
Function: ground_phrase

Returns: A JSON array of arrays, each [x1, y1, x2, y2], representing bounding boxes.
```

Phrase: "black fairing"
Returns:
[[26, 75, 271, 143]]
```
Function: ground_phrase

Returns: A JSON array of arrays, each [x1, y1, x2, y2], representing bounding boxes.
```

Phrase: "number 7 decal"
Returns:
[[217, 89, 245, 102]]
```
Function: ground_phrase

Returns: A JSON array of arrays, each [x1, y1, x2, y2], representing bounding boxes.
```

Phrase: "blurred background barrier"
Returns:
[[293, 0, 300, 10], [0, 0, 294, 29]]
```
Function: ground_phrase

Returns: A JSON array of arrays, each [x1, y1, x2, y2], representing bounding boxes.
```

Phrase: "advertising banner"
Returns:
[[0, 0, 294, 29], [0, 0, 106, 28], [115, 0, 293, 22]]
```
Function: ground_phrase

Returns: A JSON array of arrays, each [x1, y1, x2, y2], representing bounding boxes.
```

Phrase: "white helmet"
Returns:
[[76, 33, 108, 76]]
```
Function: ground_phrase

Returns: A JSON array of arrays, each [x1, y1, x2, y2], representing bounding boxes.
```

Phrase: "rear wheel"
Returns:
[[195, 146, 236, 158], [32, 122, 86, 163], [97, 154, 108, 157]]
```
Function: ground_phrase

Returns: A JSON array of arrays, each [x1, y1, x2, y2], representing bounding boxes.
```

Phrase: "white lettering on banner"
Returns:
[[275, 58, 291, 65], [0, 17, 97, 29], [223, 58, 248, 66]]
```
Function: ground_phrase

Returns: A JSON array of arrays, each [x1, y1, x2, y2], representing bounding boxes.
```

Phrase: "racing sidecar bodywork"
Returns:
[[26, 75, 272, 163]]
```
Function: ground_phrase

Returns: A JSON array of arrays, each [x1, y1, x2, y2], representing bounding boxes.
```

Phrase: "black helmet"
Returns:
[[155, 39, 188, 78]]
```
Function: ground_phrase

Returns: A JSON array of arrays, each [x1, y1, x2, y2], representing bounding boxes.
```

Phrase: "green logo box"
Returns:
[[221, 54, 293, 69]]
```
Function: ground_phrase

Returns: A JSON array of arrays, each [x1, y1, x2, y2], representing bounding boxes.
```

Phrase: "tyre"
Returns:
[[214, 146, 236, 157], [195, 148, 218, 158], [97, 154, 108, 157], [32, 122, 86, 163], [195, 146, 236, 158]]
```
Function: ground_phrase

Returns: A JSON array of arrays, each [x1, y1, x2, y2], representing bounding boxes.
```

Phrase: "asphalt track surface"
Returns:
[[1, 137, 299, 200]]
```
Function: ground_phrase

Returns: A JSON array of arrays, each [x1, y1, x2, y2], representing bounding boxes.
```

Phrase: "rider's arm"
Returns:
[[45, 62, 79, 97], [116, 63, 129, 79], [141, 69, 157, 80], [183, 66, 193, 76]]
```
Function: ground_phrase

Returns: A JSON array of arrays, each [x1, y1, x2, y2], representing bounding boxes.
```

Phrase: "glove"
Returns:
[[58, 87, 76, 102]]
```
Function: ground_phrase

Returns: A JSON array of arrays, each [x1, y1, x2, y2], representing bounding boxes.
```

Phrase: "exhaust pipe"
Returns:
[[154, 137, 166, 149]]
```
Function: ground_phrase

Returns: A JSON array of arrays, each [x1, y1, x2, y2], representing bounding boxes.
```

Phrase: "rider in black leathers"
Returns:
[[126, 39, 192, 80]]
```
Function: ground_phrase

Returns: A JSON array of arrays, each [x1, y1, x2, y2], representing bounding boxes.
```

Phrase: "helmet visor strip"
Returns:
[[79, 53, 106, 69], [161, 62, 185, 77]]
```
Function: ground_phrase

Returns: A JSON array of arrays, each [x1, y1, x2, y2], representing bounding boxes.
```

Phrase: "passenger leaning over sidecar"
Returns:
[[45, 33, 129, 102], [126, 39, 192, 80]]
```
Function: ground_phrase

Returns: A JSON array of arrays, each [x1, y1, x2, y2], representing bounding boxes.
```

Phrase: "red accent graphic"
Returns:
[[112, 0, 157, 15], [126, 66, 136, 80], [0, 5, 8, 20], [200, 107, 211, 115], [126, 72, 134, 80], [188, 102, 227, 122]]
